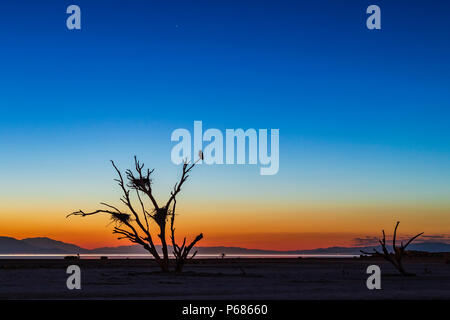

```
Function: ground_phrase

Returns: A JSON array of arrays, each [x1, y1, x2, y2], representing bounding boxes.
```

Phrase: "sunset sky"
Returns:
[[0, 0, 449, 250]]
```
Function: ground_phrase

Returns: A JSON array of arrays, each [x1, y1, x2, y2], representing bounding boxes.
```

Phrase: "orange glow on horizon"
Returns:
[[1, 200, 449, 251]]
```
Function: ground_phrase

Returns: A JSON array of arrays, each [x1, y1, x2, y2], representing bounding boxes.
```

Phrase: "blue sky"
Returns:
[[0, 0, 449, 214]]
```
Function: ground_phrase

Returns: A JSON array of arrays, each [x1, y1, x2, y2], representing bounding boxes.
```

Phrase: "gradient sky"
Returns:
[[0, 0, 449, 250]]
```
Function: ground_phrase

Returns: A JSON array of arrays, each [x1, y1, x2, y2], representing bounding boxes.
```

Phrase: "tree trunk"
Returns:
[[175, 260, 185, 273], [158, 221, 170, 272], [145, 246, 170, 272]]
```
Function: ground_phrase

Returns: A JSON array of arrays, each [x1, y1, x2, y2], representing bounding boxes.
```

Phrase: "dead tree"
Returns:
[[67, 153, 204, 273], [360, 221, 423, 276]]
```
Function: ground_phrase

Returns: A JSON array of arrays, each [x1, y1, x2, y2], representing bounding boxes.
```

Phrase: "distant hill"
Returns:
[[0, 236, 41, 254], [0, 236, 449, 255], [290, 242, 450, 255], [0, 237, 89, 254], [21, 237, 89, 254]]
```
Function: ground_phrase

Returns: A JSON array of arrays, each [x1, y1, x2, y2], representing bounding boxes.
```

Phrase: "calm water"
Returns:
[[0, 253, 359, 259]]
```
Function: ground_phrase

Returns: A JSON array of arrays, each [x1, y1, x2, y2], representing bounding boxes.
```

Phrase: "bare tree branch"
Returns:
[[360, 221, 423, 276]]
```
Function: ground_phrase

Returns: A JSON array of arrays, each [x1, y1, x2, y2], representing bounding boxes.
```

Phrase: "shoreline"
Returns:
[[0, 254, 360, 260], [1, 257, 449, 299]]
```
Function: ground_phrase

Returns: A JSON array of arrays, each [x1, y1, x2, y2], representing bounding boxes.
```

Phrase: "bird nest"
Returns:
[[131, 177, 151, 190], [154, 208, 168, 224], [110, 212, 131, 224]]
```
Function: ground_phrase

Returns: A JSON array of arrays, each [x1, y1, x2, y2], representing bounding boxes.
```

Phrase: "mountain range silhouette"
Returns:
[[1, 236, 449, 255]]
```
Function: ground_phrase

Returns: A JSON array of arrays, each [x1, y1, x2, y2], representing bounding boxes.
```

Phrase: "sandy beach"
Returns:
[[0, 257, 449, 300]]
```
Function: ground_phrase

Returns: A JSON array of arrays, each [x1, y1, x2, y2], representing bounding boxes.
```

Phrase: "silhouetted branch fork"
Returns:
[[113, 228, 140, 243], [360, 221, 423, 276], [166, 152, 203, 209], [401, 232, 424, 251], [183, 233, 203, 258], [135, 189, 150, 231], [67, 208, 127, 219], [172, 233, 203, 273], [124, 156, 159, 210], [113, 227, 134, 238], [110, 159, 157, 246]]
